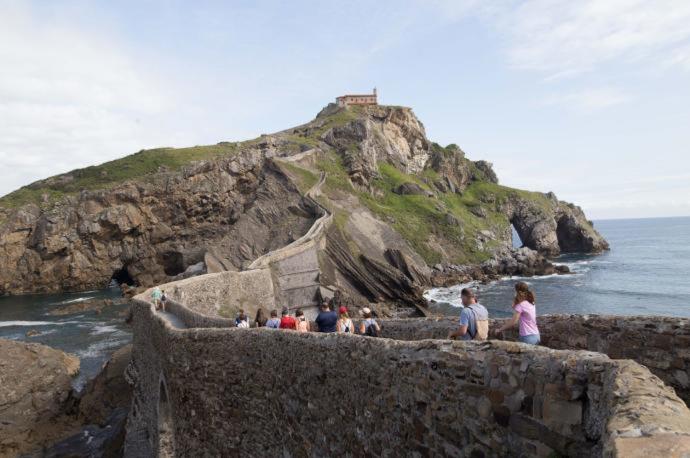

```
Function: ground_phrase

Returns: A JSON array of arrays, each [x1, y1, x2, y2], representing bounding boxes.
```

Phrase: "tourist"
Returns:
[[235, 309, 250, 328], [337, 306, 354, 334], [265, 310, 281, 329], [315, 302, 338, 333], [279, 307, 297, 330], [254, 308, 267, 328], [494, 282, 540, 345], [448, 288, 489, 341], [295, 309, 310, 332], [359, 307, 380, 336], [160, 290, 167, 311], [151, 287, 162, 310]]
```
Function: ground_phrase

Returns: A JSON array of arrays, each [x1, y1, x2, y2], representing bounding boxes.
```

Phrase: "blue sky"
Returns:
[[1, 0, 689, 219]]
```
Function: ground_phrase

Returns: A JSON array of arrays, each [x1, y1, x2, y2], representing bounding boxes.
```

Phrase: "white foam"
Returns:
[[0, 320, 58, 327], [90, 325, 119, 335], [76, 338, 129, 359], [53, 296, 96, 305]]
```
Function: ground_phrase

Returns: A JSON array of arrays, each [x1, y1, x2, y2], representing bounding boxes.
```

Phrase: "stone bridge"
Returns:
[[123, 159, 690, 457], [124, 296, 690, 457]]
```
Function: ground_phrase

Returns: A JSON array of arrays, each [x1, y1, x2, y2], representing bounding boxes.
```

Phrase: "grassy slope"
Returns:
[[0, 143, 244, 209], [1, 104, 553, 265]]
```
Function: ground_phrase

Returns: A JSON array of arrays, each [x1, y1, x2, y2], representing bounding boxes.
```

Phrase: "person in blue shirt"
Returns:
[[448, 288, 489, 341], [315, 302, 338, 333]]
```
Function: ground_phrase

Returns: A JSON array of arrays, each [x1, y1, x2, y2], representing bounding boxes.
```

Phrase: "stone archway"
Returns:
[[157, 376, 176, 457]]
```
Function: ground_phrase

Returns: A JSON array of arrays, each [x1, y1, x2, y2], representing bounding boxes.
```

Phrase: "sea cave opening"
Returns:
[[158, 378, 176, 457], [111, 267, 135, 287], [511, 224, 523, 249], [158, 251, 185, 277]]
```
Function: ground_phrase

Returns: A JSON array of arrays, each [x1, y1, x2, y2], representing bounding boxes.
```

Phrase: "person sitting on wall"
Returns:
[[295, 309, 310, 332], [265, 309, 281, 329], [235, 309, 250, 328], [279, 307, 297, 330], [315, 302, 338, 333], [448, 288, 489, 341], [493, 282, 540, 345]]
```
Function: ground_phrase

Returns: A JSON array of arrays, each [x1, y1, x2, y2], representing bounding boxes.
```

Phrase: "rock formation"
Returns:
[[0, 339, 80, 457], [0, 103, 608, 311]]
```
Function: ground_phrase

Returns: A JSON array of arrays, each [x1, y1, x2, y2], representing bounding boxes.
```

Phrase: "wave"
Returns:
[[90, 324, 120, 335], [76, 337, 129, 359], [52, 296, 96, 306], [0, 320, 60, 327]]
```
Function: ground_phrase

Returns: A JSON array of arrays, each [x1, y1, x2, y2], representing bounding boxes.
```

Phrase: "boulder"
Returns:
[[392, 182, 432, 196], [0, 339, 80, 457]]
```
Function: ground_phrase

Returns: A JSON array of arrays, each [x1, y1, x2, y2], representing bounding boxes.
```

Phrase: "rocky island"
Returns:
[[7, 102, 688, 458], [0, 103, 607, 315]]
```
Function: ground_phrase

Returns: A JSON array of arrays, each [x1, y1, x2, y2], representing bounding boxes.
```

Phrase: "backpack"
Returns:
[[365, 319, 379, 337], [467, 305, 488, 341]]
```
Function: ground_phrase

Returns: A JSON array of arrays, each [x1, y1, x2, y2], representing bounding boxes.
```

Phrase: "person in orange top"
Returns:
[[279, 307, 297, 330], [295, 309, 310, 332]]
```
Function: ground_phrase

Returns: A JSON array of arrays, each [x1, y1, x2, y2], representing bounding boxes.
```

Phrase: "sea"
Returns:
[[0, 287, 131, 390], [1, 217, 689, 388], [425, 216, 690, 319]]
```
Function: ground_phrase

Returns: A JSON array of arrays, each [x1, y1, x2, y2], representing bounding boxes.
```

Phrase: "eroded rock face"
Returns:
[[0, 339, 80, 457], [322, 105, 431, 186], [0, 151, 316, 294], [505, 193, 609, 256]]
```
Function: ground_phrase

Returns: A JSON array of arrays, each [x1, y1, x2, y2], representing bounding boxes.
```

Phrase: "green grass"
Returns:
[[0, 143, 243, 209], [277, 161, 319, 194]]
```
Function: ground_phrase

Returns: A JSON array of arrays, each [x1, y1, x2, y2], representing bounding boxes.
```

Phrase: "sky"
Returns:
[[1, 0, 689, 220]]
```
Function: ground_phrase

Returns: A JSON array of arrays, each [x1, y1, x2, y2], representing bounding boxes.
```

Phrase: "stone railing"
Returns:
[[377, 314, 690, 406], [163, 299, 234, 329], [139, 165, 332, 322], [124, 301, 690, 457]]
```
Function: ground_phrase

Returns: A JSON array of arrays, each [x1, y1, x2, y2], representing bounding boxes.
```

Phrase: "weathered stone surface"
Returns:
[[123, 301, 690, 458], [0, 339, 80, 457], [0, 152, 316, 294]]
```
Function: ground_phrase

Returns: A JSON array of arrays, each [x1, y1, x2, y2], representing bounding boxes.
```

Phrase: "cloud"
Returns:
[[497, 0, 690, 75], [0, 3, 175, 196], [542, 87, 632, 111]]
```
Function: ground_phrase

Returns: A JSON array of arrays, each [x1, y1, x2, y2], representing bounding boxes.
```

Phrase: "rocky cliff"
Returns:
[[0, 104, 608, 303]]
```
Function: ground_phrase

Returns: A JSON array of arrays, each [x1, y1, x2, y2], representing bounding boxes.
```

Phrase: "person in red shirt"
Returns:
[[279, 307, 296, 330]]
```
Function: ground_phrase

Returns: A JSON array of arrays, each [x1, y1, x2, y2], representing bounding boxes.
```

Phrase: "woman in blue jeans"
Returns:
[[494, 282, 541, 345]]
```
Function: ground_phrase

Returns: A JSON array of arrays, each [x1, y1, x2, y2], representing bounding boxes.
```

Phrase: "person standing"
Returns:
[[151, 287, 163, 310], [265, 310, 281, 329], [315, 302, 338, 333], [235, 309, 250, 328], [358, 307, 380, 337], [448, 288, 489, 341], [494, 282, 540, 345], [160, 290, 167, 311], [279, 307, 297, 330], [254, 308, 267, 328], [295, 309, 310, 332], [337, 306, 354, 334]]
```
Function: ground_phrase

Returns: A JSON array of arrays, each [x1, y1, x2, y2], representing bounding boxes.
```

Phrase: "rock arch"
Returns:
[[157, 375, 176, 457]]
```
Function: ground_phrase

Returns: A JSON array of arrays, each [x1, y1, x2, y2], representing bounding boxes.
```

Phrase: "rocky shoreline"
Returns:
[[0, 338, 131, 458]]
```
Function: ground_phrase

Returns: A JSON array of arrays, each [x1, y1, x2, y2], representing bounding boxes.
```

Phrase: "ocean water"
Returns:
[[425, 216, 690, 319], [0, 287, 131, 390]]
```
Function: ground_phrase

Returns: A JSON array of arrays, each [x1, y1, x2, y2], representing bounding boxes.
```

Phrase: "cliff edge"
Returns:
[[0, 104, 608, 303]]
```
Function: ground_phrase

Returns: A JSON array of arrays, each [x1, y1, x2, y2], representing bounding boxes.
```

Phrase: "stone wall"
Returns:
[[125, 302, 690, 457], [148, 268, 276, 319], [164, 300, 234, 329], [378, 314, 690, 406]]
